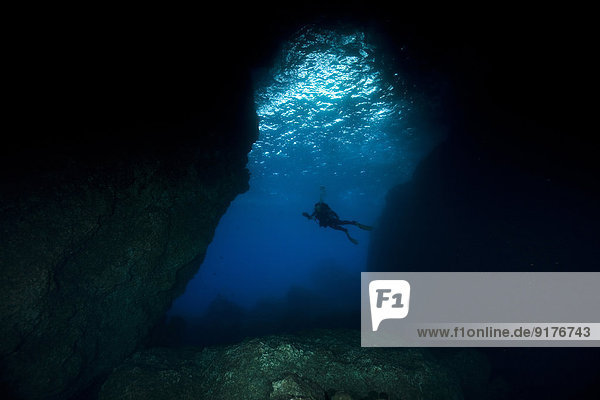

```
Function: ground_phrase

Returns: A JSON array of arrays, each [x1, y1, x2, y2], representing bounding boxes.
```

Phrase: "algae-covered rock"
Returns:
[[100, 329, 489, 400], [0, 112, 256, 399], [331, 391, 354, 400], [270, 373, 326, 400], [0, 157, 250, 399]]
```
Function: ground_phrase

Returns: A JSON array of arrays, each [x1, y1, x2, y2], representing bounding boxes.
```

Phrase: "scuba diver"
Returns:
[[302, 187, 372, 244]]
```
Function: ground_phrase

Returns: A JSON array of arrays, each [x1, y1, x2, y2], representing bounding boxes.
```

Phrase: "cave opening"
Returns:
[[163, 23, 442, 346]]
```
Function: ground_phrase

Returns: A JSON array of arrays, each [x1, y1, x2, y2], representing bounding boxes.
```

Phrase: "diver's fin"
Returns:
[[346, 232, 359, 245], [357, 223, 373, 231]]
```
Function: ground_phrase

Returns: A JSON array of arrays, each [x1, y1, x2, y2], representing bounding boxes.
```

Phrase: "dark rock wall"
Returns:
[[366, 13, 599, 400], [1, 145, 253, 398], [367, 16, 598, 273], [1, 11, 265, 399], [368, 138, 600, 273]]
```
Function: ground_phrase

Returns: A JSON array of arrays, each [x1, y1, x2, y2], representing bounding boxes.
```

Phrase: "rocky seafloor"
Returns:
[[99, 329, 507, 400]]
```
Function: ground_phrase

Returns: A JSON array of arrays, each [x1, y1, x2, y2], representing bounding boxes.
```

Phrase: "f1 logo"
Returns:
[[369, 280, 411, 331]]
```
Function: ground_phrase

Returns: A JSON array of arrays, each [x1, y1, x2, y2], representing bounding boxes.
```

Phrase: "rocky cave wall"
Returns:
[[1, 142, 252, 399], [368, 135, 600, 273], [366, 12, 597, 274], [0, 13, 273, 399], [1, 72, 259, 400], [365, 16, 599, 399]]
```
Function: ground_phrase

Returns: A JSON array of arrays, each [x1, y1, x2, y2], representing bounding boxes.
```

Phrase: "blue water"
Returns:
[[168, 25, 441, 320]]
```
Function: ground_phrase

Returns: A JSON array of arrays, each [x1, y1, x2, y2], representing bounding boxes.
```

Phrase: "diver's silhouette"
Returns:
[[302, 201, 372, 244]]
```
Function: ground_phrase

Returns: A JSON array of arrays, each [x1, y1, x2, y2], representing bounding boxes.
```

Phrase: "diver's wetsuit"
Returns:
[[303, 201, 372, 244]]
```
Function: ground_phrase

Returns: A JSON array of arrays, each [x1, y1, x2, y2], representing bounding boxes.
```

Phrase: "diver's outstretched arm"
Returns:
[[302, 212, 313, 220]]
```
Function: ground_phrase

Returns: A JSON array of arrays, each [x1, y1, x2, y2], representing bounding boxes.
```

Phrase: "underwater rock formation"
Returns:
[[368, 136, 600, 273], [0, 46, 259, 398], [99, 329, 492, 400], [1, 8, 270, 399], [0, 134, 255, 399]]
